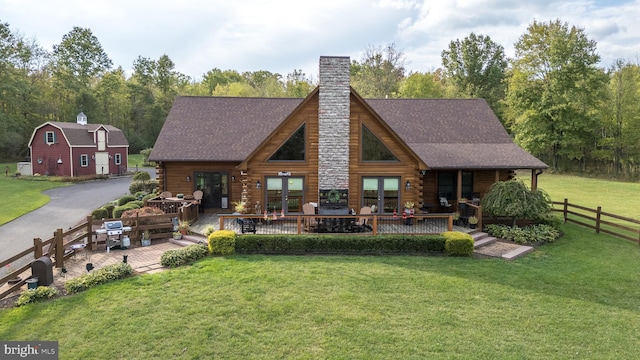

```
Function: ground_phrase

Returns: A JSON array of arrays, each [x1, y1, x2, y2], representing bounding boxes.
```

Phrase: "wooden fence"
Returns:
[[0, 211, 187, 300], [553, 198, 640, 245]]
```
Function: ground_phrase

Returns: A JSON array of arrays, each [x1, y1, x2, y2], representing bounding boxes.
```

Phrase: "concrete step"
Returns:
[[168, 238, 195, 247], [501, 245, 534, 261], [182, 234, 208, 245], [474, 236, 497, 249]]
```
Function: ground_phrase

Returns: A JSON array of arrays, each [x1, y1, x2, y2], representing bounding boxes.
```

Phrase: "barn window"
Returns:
[[114, 153, 122, 165], [45, 131, 55, 145], [80, 154, 89, 167]]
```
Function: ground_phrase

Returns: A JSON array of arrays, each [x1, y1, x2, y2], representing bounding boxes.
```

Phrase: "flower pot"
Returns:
[[141, 238, 151, 247], [173, 234, 182, 240]]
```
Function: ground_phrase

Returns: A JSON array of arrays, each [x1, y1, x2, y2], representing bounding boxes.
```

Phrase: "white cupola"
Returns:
[[77, 112, 87, 125]]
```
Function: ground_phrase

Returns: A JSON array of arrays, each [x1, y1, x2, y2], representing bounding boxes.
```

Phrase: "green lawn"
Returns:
[[517, 172, 640, 220], [0, 163, 69, 225], [1, 223, 639, 358]]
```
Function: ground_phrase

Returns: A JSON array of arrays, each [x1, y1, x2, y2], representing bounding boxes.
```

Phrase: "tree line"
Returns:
[[1, 19, 639, 179]]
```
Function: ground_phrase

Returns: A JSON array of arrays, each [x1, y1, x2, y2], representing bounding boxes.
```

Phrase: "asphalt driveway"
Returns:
[[0, 169, 154, 261]]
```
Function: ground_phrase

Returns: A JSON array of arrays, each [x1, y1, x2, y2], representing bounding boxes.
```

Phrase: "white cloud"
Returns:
[[1, 0, 638, 79]]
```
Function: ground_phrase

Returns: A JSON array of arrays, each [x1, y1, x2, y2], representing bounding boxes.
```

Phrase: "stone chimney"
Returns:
[[318, 56, 350, 191]]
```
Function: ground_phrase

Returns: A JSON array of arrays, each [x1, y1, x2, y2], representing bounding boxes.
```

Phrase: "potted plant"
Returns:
[[403, 201, 415, 225], [468, 216, 478, 229], [233, 200, 247, 214], [173, 231, 183, 240], [178, 220, 190, 235], [403, 201, 414, 212], [452, 212, 460, 225], [141, 230, 151, 246]]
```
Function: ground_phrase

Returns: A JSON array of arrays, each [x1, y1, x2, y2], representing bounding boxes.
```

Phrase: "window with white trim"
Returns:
[[114, 153, 121, 165], [45, 131, 55, 145], [80, 154, 89, 167]]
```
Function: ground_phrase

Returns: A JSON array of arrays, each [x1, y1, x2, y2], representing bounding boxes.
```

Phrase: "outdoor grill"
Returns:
[[95, 220, 132, 251]]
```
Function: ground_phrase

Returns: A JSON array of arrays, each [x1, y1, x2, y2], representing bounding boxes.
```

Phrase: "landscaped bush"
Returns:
[[141, 193, 158, 203], [64, 263, 133, 294], [103, 203, 116, 218], [91, 208, 109, 220], [117, 195, 137, 206], [234, 234, 446, 255], [208, 230, 237, 255], [127, 200, 144, 208], [134, 191, 149, 200], [129, 179, 159, 195], [16, 286, 59, 307], [160, 244, 209, 268], [113, 204, 138, 218], [132, 171, 151, 182], [442, 231, 474, 257], [485, 224, 560, 245]]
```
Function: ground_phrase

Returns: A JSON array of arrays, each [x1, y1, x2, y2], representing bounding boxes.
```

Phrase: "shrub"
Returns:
[[64, 263, 133, 294], [127, 200, 144, 208], [485, 224, 560, 245], [132, 171, 151, 182], [113, 205, 137, 218], [160, 244, 209, 268], [91, 208, 109, 220], [203, 225, 216, 237], [134, 191, 149, 200], [208, 230, 237, 255], [234, 234, 446, 255], [129, 179, 159, 195], [103, 203, 116, 218], [117, 195, 137, 206], [16, 286, 59, 307], [442, 231, 474, 257]]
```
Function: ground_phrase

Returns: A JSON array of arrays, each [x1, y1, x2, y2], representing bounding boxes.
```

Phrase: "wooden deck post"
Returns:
[[34, 238, 43, 259], [86, 215, 93, 245], [54, 228, 64, 268]]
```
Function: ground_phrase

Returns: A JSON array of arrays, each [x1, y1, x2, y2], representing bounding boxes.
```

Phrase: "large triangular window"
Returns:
[[362, 125, 398, 161], [269, 124, 305, 161]]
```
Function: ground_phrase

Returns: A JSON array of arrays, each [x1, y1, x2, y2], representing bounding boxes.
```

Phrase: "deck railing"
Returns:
[[218, 213, 456, 235]]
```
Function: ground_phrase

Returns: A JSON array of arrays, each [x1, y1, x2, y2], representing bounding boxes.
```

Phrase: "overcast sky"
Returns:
[[1, 0, 638, 81]]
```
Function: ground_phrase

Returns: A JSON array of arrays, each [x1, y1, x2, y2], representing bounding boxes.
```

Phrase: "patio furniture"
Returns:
[[193, 190, 203, 213], [303, 203, 318, 232]]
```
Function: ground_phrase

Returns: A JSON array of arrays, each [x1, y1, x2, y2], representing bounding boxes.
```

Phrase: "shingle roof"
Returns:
[[150, 95, 547, 170], [150, 96, 303, 162], [47, 121, 128, 147], [366, 98, 548, 169]]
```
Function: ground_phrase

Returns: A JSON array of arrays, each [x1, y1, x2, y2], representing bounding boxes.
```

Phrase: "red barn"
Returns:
[[28, 113, 129, 177]]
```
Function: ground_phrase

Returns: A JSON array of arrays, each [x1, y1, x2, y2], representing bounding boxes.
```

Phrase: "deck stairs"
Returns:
[[169, 234, 208, 247], [471, 231, 534, 260]]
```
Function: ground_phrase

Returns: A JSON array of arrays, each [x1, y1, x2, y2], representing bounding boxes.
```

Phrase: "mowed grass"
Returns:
[[517, 172, 640, 220], [1, 224, 639, 359], [0, 163, 69, 225]]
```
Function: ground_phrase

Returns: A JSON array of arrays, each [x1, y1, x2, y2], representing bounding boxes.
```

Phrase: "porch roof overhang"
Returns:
[[409, 143, 548, 170]]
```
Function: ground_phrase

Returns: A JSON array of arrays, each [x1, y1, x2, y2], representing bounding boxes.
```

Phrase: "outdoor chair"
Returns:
[[354, 206, 373, 232], [303, 203, 318, 232], [439, 197, 452, 211], [193, 190, 203, 212]]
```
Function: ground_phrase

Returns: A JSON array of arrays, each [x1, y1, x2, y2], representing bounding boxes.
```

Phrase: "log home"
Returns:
[[150, 56, 547, 215]]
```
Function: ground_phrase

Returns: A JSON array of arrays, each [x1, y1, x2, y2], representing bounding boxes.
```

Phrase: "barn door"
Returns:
[[95, 152, 109, 175]]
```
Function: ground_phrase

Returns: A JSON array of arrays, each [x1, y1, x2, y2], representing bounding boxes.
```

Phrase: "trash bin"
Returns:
[[32, 256, 54, 286], [26, 277, 39, 289]]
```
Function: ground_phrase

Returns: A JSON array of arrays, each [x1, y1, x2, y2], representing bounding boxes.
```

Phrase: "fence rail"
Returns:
[[0, 210, 190, 301], [553, 198, 640, 245]]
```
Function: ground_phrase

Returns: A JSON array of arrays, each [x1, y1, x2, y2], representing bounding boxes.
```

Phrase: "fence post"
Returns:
[[86, 215, 93, 245], [595, 206, 602, 234], [372, 215, 378, 235], [477, 205, 483, 231], [563, 198, 568, 223], [55, 228, 64, 268], [219, 216, 225, 230], [34, 238, 43, 259]]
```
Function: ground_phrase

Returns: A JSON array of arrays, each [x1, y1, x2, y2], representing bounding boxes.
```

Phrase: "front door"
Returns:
[[195, 172, 229, 209], [265, 177, 304, 214], [362, 177, 400, 214], [95, 152, 109, 175]]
